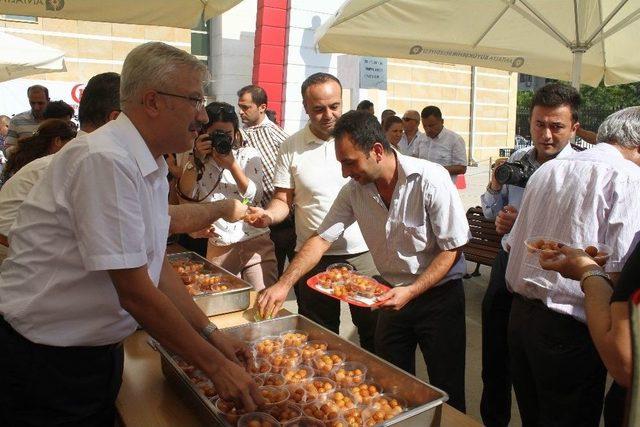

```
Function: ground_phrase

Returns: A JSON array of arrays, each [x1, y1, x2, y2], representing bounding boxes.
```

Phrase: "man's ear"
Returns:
[[258, 103, 267, 114], [140, 90, 162, 118], [373, 142, 385, 160], [108, 110, 121, 122]]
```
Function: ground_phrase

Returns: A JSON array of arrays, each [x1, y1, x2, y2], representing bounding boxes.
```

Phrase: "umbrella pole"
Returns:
[[571, 50, 584, 90]]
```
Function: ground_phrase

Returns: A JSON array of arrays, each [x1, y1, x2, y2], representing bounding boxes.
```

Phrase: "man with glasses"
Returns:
[[398, 109, 427, 157], [237, 85, 294, 276], [0, 42, 263, 426]]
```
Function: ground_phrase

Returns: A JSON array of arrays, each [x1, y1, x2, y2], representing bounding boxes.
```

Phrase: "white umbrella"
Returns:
[[0, 0, 243, 29], [316, 0, 640, 88], [0, 32, 66, 82]]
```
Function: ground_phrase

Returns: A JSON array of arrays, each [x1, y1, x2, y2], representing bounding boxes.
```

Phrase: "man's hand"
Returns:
[[220, 199, 248, 222], [205, 359, 264, 411], [189, 226, 218, 239], [244, 206, 273, 228], [538, 244, 602, 281], [495, 205, 517, 235], [377, 286, 416, 311], [256, 281, 290, 319], [208, 330, 253, 367], [194, 134, 213, 160]]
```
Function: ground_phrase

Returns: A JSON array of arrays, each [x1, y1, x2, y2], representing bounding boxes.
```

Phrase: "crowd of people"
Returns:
[[0, 40, 638, 427]]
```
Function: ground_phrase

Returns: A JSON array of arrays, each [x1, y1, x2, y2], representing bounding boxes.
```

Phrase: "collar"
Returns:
[[395, 151, 423, 179], [111, 113, 161, 178], [430, 127, 446, 140], [245, 115, 271, 130], [528, 141, 575, 165], [303, 123, 332, 145]]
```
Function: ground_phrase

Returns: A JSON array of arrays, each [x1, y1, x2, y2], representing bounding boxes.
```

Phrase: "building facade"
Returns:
[[1, 1, 517, 162]]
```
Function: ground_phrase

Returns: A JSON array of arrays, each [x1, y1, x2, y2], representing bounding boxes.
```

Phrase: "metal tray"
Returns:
[[167, 251, 252, 316], [156, 314, 448, 426]]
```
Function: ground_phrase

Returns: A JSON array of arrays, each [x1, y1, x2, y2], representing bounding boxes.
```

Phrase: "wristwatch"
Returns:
[[185, 161, 195, 171], [580, 269, 613, 292], [200, 322, 218, 340]]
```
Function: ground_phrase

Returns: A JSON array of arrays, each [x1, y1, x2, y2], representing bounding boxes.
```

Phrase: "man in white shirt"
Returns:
[[0, 42, 263, 426], [256, 111, 470, 411], [418, 106, 467, 182], [478, 83, 578, 427], [247, 73, 379, 354], [398, 109, 427, 157], [237, 84, 295, 276], [505, 107, 640, 426]]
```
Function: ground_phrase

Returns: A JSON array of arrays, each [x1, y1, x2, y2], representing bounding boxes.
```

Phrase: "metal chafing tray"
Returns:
[[167, 251, 252, 316], [156, 314, 448, 426]]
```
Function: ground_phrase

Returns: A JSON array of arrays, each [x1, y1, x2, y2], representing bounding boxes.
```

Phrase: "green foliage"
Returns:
[[580, 82, 640, 110]]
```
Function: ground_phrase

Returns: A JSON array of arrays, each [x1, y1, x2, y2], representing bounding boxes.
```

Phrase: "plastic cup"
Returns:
[[268, 402, 303, 423], [263, 373, 287, 387], [331, 361, 367, 387], [282, 416, 325, 427], [311, 351, 346, 376], [214, 398, 247, 425], [347, 381, 383, 405], [282, 364, 314, 385], [253, 336, 284, 358], [259, 386, 291, 407], [279, 329, 309, 348], [237, 412, 281, 427], [300, 340, 329, 363], [269, 348, 302, 374]]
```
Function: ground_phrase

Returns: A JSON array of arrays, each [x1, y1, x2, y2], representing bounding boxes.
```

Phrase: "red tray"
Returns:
[[306, 273, 391, 307]]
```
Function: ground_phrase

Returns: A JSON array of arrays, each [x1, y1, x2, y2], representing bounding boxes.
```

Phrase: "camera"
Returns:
[[495, 156, 536, 187], [208, 130, 233, 155]]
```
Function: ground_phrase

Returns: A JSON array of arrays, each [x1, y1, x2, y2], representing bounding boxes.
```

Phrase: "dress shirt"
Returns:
[[186, 146, 267, 246], [505, 142, 640, 322], [418, 127, 466, 182], [4, 110, 39, 150], [0, 113, 170, 346], [398, 131, 428, 157], [318, 153, 470, 286], [273, 123, 368, 256], [241, 116, 289, 208], [480, 143, 575, 251]]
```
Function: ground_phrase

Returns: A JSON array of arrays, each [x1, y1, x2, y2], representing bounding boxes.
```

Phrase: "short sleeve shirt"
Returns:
[[418, 127, 466, 180], [5, 110, 39, 149], [317, 153, 470, 286], [273, 124, 368, 256], [0, 113, 170, 346]]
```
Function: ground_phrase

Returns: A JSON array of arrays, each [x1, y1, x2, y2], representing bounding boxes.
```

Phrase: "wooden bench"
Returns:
[[462, 206, 502, 278]]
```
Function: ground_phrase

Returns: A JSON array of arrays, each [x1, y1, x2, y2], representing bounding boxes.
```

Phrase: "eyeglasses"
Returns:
[[402, 117, 417, 122], [208, 104, 236, 115], [156, 91, 206, 110]]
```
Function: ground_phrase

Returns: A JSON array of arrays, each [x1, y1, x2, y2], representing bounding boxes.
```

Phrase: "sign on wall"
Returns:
[[359, 57, 387, 90]]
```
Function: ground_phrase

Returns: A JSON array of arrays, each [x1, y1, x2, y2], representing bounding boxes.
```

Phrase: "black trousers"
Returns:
[[481, 248, 513, 427], [297, 252, 379, 354], [374, 279, 466, 413], [508, 295, 606, 427], [0, 317, 124, 427], [269, 217, 296, 277]]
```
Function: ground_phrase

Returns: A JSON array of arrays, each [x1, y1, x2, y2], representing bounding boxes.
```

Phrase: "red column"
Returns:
[[253, 0, 289, 126]]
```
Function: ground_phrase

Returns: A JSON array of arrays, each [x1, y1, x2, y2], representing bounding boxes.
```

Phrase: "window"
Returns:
[[2, 15, 38, 23]]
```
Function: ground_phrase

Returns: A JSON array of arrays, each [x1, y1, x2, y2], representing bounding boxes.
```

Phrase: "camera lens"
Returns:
[[209, 130, 233, 155]]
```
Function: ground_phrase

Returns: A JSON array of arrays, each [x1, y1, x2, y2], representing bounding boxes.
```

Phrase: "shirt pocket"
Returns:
[[398, 224, 428, 254]]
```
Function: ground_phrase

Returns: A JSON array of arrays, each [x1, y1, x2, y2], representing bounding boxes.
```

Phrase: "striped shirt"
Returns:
[[505, 142, 640, 322], [5, 110, 39, 151], [241, 116, 288, 208], [318, 152, 470, 287]]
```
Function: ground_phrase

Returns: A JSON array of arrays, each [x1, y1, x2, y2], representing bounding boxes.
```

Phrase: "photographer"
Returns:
[[479, 83, 578, 427], [178, 102, 277, 291]]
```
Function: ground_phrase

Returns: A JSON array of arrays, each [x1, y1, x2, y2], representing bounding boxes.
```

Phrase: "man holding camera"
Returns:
[[479, 83, 578, 427]]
